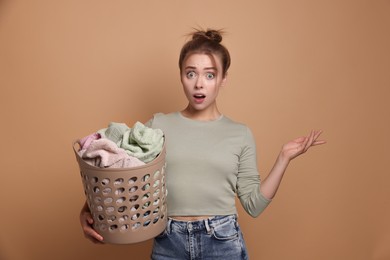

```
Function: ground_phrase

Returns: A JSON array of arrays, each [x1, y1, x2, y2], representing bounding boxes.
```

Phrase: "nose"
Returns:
[[195, 77, 203, 89]]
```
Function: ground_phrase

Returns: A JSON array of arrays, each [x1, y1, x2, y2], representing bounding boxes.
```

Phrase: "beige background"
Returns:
[[1, 1, 389, 259]]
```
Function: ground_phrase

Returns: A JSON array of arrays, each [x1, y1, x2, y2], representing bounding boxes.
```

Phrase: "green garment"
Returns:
[[98, 121, 164, 163], [147, 112, 271, 218]]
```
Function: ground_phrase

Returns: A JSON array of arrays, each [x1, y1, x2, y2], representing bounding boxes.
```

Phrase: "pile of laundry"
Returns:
[[77, 121, 164, 168]]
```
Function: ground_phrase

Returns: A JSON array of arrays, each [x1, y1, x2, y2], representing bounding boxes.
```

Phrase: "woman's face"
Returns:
[[180, 53, 226, 114]]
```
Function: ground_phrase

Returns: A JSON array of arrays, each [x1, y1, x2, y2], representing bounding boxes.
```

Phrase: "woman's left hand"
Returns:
[[260, 130, 326, 200], [280, 130, 326, 162]]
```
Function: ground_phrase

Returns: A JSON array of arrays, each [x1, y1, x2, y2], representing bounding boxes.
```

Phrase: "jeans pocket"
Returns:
[[211, 219, 239, 241]]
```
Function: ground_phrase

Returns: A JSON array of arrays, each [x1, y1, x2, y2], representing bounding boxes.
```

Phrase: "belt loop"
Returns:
[[166, 218, 172, 234], [204, 218, 211, 234]]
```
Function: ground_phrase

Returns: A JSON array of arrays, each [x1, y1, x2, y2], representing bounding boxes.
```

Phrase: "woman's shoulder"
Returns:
[[150, 112, 178, 121], [221, 115, 251, 130], [146, 112, 179, 127]]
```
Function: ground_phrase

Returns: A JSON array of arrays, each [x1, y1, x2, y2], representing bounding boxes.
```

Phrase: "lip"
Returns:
[[193, 92, 206, 97], [193, 93, 206, 104]]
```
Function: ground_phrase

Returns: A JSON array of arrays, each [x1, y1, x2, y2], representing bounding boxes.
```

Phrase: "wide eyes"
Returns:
[[185, 71, 215, 80], [186, 71, 196, 79], [206, 73, 215, 79]]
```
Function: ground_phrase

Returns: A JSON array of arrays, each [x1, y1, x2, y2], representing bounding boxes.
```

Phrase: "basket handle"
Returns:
[[72, 140, 81, 153]]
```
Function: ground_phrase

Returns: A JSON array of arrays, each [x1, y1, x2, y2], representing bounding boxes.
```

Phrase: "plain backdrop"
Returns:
[[1, 1, 389, 259]]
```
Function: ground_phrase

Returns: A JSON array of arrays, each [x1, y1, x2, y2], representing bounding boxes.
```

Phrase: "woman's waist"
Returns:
[[166, 215, 238, 232], [170, 215, 211, 221]]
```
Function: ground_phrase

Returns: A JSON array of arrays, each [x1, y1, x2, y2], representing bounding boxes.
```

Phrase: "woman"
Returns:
[[80, 29, 325, 259]]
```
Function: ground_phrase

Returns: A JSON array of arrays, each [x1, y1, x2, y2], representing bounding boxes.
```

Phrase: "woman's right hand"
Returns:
[[80, 201, 104, 243]]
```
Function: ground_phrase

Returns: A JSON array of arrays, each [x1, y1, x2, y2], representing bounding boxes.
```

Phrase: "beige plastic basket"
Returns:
[[73, 141, 167, 244]]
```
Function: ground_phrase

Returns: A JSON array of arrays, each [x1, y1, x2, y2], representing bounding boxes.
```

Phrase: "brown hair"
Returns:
[[179, 29, 231, 77]]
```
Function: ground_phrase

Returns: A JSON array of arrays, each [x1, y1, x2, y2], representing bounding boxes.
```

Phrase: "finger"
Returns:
[[311, 130, 325, 146], [84, 226, 104, 242], [302, 131, 326, 152], [304, 130, 315, 152], [312, 140, 326, 146], [86, 233, 104, 244], [91, 232, 104, 242], [298, 135, 308, 148], [313, 130, 323, 141], [87, 214, 94, 225], [81, 213, 104, 243]]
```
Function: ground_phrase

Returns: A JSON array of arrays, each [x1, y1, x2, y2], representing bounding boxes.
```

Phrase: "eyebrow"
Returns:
[[184, 66, 217, 71]]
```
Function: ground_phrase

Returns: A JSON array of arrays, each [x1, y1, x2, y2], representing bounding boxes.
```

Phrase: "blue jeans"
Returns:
[[151, 215, 249, 260]]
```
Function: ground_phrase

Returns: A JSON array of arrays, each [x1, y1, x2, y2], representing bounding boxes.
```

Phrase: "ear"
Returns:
[[221, 73, 228, 87]]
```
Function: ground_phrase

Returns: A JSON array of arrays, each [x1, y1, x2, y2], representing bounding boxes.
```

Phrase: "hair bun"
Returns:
[[192, 29, 223, 43]]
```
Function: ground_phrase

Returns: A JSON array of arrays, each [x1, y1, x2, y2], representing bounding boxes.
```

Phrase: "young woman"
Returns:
[[80, 29, 325, 259]]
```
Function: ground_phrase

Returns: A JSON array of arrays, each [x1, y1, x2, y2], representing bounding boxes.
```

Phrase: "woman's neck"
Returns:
[[181, 105, 222, 121]]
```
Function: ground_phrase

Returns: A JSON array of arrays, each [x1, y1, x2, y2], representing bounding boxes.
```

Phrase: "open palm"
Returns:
[[281, 130, 326, 161]]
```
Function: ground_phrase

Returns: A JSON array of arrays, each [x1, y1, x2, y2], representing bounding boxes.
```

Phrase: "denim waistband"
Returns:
[[166, 215, 237, 234]]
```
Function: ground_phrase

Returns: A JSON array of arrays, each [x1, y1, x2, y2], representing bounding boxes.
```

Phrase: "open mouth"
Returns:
[[194, 94, 206, 99], [193, 94, 206, 103]]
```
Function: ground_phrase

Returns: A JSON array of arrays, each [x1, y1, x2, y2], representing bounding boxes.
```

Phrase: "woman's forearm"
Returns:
[[260, 153, 290, 200]]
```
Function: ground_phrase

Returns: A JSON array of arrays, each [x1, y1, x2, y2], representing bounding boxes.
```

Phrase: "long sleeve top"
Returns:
[[146, 112, 271, 218]]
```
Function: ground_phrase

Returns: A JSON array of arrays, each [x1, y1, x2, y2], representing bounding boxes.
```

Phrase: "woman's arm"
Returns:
[[260, 130, 326, 200]]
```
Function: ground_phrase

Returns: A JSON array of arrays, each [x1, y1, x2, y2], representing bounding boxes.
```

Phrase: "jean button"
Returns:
[[188, 223, 193, 229]]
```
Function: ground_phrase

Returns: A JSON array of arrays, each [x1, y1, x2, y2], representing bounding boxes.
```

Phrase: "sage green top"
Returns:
[[147, 112, 271, 218]]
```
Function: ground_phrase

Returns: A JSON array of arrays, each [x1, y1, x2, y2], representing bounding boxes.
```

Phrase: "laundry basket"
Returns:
[[73, 141, 167, 244]]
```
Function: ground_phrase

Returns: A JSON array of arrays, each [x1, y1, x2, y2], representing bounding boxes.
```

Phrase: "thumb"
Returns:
[[87, 215, 94, 224]]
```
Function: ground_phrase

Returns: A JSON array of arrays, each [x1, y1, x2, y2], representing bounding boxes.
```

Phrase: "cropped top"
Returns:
[[146, 112, 271, 218]]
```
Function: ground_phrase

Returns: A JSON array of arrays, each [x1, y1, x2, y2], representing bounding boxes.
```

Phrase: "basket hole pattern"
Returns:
[[81, 166, 167, 233]]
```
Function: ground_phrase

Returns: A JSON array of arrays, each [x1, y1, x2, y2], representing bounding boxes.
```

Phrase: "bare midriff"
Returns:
[[170, 216, 213, 221]]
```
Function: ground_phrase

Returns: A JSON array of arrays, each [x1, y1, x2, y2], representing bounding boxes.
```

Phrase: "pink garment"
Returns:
[[79, 138, 145, 168], [78, 133, 101, 150]]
